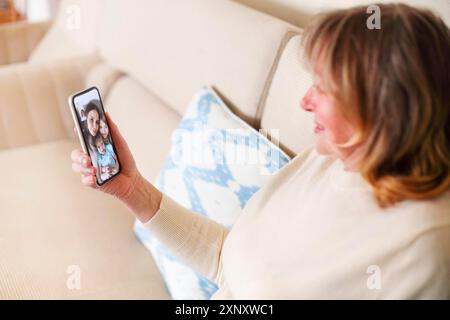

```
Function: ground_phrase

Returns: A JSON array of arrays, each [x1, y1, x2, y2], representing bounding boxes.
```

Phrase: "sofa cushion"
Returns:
[[84, 63, 123, 100], [0, 140, 169, 299], [260, 33, 314, 157], [104, 76, 181, 182], [0, 21, 51, 65], [134, 86, 291, 299], [98, 0, 299, 127], [0, 54, 99, 150]]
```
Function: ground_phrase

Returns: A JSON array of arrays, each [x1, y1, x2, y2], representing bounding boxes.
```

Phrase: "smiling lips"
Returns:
[[314, 122, 325, 133]]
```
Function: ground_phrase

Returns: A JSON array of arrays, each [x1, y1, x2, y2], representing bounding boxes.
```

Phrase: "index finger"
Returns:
[[71, 149, 91, 166]]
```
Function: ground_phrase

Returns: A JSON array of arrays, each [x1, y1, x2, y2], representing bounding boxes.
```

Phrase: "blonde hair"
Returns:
[[302, 3, 450, 207]]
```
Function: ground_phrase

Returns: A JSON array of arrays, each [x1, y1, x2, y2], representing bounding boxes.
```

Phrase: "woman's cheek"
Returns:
[[331, 120, 355, 146]]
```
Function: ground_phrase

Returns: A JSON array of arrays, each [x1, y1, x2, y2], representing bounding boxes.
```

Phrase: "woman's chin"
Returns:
[[314, 139, 333, 155]]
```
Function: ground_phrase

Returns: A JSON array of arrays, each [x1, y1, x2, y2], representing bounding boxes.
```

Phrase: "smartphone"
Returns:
[[68, 87, 121, 186]]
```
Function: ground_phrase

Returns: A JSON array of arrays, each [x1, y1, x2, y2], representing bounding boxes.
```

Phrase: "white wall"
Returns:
[[233, 0, 450, 27]]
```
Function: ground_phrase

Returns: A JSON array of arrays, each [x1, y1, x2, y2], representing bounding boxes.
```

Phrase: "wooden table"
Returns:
[[0, 0, 24, 24]]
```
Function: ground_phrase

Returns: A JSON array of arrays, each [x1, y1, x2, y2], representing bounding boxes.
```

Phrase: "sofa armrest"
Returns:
[[0, 20, 52, 66], [0, 54, 100, 150]]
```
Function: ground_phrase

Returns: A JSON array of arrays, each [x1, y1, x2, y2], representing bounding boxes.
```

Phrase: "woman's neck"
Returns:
[[340, 149, 360, 172]]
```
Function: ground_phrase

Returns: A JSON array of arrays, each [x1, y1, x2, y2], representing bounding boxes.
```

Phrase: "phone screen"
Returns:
[[71, 87, 121, 185]]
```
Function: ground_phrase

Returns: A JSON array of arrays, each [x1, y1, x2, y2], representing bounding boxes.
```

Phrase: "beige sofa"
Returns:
[[0, 0, 447, 299]]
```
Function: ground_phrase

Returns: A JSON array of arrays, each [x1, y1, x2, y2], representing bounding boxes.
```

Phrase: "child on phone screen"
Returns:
[[94, 134, 118, 181], [99, 116, 112, 145]]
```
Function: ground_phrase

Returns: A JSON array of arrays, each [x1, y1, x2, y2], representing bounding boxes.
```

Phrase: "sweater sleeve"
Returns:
[[143, 193, 229, 285]]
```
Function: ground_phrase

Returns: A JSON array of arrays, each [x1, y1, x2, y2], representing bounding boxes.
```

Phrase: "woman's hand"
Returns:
[[70, 112, 162, 223]]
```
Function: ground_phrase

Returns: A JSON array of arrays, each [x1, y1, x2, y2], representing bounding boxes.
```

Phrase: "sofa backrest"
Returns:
[[97, 0, 298, 128], [31, 0, 299, 130], [258, 32, 314, 157]]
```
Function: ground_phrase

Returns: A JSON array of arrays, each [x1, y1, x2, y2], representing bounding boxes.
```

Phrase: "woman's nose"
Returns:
[[300, 87, 314, 112]]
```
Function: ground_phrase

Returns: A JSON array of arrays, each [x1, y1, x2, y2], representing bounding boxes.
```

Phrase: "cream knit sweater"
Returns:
[[144, 147, 450, 299]]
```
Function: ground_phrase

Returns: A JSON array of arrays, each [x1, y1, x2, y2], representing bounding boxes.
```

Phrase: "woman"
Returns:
[[80, 100, 105, 182], [71, 4, 450, 299], [99, 114, 113, 146], [81, 101, 100, 150]]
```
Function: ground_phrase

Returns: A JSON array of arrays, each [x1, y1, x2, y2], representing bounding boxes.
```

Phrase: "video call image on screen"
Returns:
[[74, 89, 119, 184]]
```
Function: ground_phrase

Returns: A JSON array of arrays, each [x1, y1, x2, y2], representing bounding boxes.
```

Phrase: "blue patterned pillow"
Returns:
[[134, 86, 290, 299]]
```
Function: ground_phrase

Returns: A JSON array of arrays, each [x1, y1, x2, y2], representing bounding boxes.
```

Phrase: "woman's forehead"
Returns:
[[88, 110, 99, 118]]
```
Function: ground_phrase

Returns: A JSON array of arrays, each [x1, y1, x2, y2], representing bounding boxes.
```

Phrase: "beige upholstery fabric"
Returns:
[[84, 63, 124, 100], [98, 0, 297, 127], [0, 140, 170, 299], [0, 54, 99, 150], [260, 33, 314, 156], [0, 21, 51, 66], [105, 77, 181, 182]]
